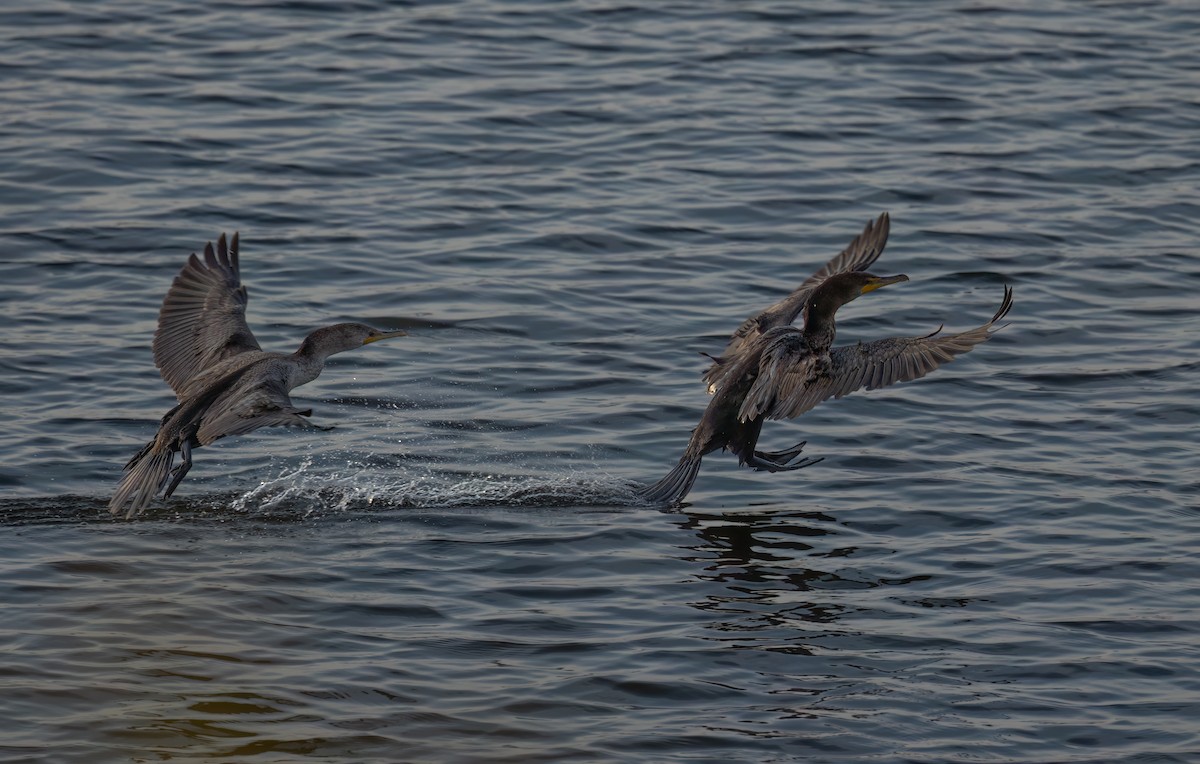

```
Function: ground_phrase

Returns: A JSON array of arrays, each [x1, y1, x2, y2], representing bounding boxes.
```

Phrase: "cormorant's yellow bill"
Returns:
[[861, 274, 909, 294], [363, 329, 408, 344]]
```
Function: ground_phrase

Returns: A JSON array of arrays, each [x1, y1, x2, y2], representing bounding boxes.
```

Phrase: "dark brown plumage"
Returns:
[[641, 215, 1013, 505], [109, 233, 407, 518]]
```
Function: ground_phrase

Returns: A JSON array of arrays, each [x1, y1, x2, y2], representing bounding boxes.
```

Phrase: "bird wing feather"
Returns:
[[736, 329, 822, 423], [196, 369, 311, 445], [153, 232, 262, 398], [739, 286, 1013, 422], [786, 212, 892, 301], [703, 212, 890, 392]]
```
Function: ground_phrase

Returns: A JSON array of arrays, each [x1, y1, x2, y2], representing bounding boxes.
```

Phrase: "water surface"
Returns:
[[1, 1, 1198, 762]]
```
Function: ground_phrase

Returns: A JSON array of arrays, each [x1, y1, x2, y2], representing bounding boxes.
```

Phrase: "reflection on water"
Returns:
[[683, 510, 849, 663]]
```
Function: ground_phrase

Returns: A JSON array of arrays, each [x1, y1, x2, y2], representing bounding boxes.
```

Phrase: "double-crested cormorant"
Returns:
[[109, 233, 407, 518], [640, 214, 1013, 505]]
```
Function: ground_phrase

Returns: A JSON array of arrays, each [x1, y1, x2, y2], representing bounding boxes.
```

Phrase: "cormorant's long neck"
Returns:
[[801, 301, 838, 351], [290, 335, 331, 384]]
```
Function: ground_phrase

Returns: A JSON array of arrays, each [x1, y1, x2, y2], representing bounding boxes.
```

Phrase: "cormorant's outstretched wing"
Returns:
[[703, 213, 890, 392], [153, 233, 262, 398], [781, 212, 892, 306], [196, 367, 312, 445], [739, 286, 1013, 422]]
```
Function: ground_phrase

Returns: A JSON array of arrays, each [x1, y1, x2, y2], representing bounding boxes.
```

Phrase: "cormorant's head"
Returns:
[[806, 272, 907, 328], [299, 322, 407, 359], [806, 271, 909, 321]]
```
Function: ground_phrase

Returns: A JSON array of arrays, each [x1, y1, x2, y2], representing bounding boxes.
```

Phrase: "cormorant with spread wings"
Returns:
[[109, 233, 407, 518], [640, 214, 1013, 505]]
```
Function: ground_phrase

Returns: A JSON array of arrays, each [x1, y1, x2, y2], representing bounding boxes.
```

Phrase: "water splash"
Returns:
[[0, 457, 647, 525], [227, 456, 644, 516]]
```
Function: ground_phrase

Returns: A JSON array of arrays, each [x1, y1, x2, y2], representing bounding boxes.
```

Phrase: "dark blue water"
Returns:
[[2, 1, 1199, 761]]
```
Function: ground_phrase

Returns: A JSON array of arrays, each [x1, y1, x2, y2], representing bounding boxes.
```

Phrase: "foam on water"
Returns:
[[0, 455, 646, 526], [227, 456, 645, 516]]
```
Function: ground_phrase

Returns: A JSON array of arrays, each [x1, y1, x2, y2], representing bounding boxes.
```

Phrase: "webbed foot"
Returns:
[[755, 440, 809, 464], [745, 451, 824, 473]]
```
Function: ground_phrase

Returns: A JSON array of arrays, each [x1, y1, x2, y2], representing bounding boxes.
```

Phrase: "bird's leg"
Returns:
[[161, 440, 193, 499], [732, 418, 820, 473], [755, 440, 808, 464], [745, 451, 824, 473], [288, 408, 334, 432]]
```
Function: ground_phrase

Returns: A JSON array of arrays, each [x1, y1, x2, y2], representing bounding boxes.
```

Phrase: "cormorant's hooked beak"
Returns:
[[861, 274, 909, 294], [363, 329, 408, 345]]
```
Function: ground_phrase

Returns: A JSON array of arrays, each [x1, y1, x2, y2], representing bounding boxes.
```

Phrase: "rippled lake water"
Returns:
[[2, 1, 1199, 762]]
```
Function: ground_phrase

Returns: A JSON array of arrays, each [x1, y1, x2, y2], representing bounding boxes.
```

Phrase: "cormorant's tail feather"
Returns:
[[638, 456, 702, 506], [109, 440, 174, 519]]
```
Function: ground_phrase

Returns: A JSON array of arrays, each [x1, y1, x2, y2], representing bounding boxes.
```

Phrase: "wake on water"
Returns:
[[0, 456, 648, 524], [228, 456, 646, 515]]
